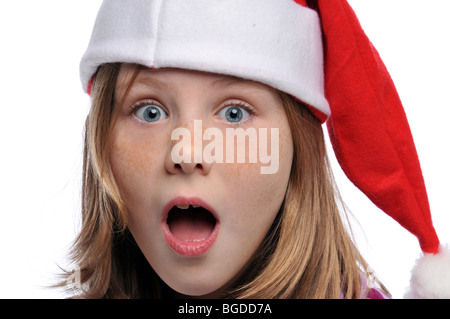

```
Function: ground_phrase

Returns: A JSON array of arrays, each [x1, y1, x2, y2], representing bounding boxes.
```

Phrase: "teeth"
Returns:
[[175, 204, 201, 209]]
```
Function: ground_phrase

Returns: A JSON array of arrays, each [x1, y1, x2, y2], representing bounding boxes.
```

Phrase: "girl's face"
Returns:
[[110, 64, 294, 297]]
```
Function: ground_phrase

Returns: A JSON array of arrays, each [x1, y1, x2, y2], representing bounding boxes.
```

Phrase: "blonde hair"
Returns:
[[61, 63, 388, 299]]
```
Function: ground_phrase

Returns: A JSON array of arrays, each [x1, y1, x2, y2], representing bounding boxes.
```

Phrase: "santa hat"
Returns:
[[80, 0, 449, 298]]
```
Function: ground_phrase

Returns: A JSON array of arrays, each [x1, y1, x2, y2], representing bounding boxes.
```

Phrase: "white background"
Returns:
[[0, 0, 448, 298]]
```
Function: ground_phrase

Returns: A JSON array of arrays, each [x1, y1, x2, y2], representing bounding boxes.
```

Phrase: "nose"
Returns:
[[165, 121, 212, 176], [168, 161, 211, 175]]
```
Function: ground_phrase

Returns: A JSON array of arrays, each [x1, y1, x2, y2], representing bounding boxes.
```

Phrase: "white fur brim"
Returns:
[[404, 245, 450, 299]]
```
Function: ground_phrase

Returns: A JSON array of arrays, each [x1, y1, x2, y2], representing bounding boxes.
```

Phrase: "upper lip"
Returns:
[[162, 196, 219, 223]]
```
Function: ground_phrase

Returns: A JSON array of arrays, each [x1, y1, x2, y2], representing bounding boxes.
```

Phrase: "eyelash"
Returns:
[[217, 101, 255, 124], [128, 99, 256, 123], [128, 99, 165, 116]]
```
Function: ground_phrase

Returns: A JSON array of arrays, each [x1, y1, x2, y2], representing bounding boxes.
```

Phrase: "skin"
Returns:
[[110, 64, 294, 297]]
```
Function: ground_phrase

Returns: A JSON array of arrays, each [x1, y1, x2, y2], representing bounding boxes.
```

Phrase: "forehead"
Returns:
[[116, 64, 278, 97]]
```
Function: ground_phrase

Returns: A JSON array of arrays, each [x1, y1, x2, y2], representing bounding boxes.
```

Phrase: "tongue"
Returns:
[[167, 207, 216, 242]]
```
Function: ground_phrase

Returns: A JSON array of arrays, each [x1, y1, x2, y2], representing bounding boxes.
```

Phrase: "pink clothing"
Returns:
[[360, 275, 390, 299]]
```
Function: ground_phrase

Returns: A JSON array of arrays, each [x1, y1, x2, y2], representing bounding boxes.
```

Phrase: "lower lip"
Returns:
[[162, 223, 219, 257], [161, 198, 220, 257]]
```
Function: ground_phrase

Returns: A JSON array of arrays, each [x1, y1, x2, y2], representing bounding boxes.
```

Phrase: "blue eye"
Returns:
[[134, 104, 168, 123], [218, 105, 250, 123]]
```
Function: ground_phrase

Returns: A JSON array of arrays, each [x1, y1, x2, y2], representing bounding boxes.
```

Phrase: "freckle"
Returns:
[[112, 133, 160, 178]]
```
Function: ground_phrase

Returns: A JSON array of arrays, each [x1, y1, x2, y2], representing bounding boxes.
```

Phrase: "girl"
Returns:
[[62, 0, 448, 298]]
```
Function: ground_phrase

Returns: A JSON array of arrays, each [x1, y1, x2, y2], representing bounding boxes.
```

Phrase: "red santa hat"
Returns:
[[80, 0, 449, 298]]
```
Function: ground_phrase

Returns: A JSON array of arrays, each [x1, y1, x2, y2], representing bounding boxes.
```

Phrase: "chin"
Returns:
[[165, 274, 229, 298]]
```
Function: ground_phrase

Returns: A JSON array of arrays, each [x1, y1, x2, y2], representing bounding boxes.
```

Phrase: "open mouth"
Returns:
[[167, 205, 217, 243], [162, 198, 219, 256]]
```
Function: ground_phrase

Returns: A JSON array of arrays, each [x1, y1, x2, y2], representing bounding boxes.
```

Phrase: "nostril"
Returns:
[[173, 163, 200, 173], [168, 162, 210, 175]]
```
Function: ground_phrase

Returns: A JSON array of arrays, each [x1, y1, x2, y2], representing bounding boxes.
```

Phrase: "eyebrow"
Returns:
[[115, 66, 164, 96], [130, 77, 165, 94], [130, 72, 166, 91], [211, 76, 270, 92]]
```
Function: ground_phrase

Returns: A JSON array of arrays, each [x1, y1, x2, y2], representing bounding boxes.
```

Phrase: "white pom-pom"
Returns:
[[404, 245, 450, 299]]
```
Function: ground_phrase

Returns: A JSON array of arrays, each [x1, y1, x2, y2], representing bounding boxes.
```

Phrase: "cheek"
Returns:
[[222, 125, 293, 228], [109, 123, 166, 202]]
